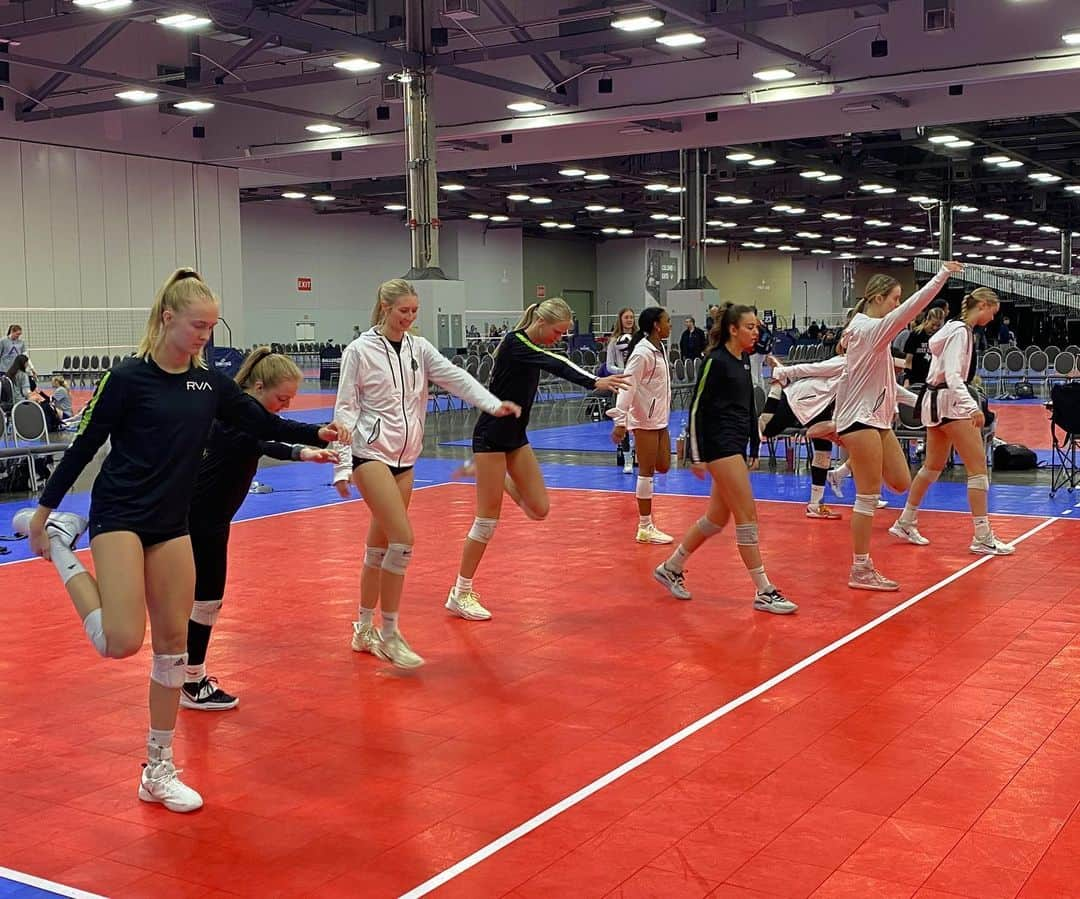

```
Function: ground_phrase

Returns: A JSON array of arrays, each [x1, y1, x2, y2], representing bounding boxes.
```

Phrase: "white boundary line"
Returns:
[[398, 515, 1058, 899], [0, 866, 106, 899]]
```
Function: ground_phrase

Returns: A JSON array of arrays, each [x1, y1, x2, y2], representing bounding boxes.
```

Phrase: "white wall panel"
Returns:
[[216, 167, 244, 344], [101, 152, 133, 309], [49, 146, 81, 308], [150, 157, 179, 285], [0, 141, 28, 307], [21, 143, 55, 309], [75, 150, 107, 308], [172, 162, 197, 268], [195, 166, 223, 300], [125, 155, 156, 307]]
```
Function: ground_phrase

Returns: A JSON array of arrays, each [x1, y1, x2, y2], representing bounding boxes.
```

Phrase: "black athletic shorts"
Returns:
[[838, 421, 886, 436], [89, 518, 188, 549], [352, 456, 414, 478], [191, 525, 229, 604], [762, 397, 835, 439], [472, 434, 529, 454]]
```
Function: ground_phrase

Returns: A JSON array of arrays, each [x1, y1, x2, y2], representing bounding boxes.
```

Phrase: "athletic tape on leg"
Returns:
[[190, 599, 222, 627], [382, 542, 413, 575], [363, 546, 387, 569], [635, 476, 654, 501], [697, 516, 724, 536], [467, 517, 498, 544], [853, 494, 879, 516], [734, 522, 759, 546], [151, 652, 188, 688], [967, 474, 989, 491]]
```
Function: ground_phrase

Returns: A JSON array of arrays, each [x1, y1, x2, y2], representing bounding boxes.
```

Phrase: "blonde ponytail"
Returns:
[[514, 297, 572, 331], [962, 287, 999, 319], [234, 346, 302, 389], [371, 278, 417, 328], [137, 268, 218, 368]]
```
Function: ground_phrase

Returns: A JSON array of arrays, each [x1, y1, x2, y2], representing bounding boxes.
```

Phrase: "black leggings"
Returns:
[[762, 395, 833, 454]]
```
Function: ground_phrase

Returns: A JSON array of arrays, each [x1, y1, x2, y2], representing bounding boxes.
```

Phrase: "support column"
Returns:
[[1062, 229, 1073, 275], [938, 199, 953, 262], [403, 0, 445, 279], [673, 148, 714, 290]]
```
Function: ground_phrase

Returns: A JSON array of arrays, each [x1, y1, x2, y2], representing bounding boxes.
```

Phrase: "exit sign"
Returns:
[[297, 277, 312, 292]]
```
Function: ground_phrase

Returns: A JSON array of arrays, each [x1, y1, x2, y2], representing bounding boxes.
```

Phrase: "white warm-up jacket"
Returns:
[[776, 355, 918, 424], [921, 320, 979, 425], [607, 338, 671, 430], [333, 328, 503, 479]]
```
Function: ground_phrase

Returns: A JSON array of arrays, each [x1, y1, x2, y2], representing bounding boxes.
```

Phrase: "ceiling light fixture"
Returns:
[[441, 183, 466, 192], [305, 123, 341, 134], [311, 194, 335, 202], [174, 100, 215, 112], [611, 14, 664, 31], [584, 172, 611, 181], [996, 159, 1024, 168], [507, 193, 530, 202], [558, 167, 586, 176], [726, 152, 756, 162], [602, 227, 618, 234], [604, 206, 624, 213], [1063, 32, 1080, 45], [557, 223, 575, 229], [617, 228, 634, 235], [281, 191, 306, 199], [645, 183, 668, 191], [333, 57, 380, 72], [753, 68, 797, 82], [859, 184, 883, 192], [656, 32, 706, 47], [489, 215, 509, 223], [540, 221, 558, 228], [928, 134, 958, 144], [585, 204, 607, 212], [799, 170, 826, 179], [469, 213, 490, 220], [384, 203, 407, 211], [507, 101, 546, 113], [944, 139, 974, 149], [115, 89, 158, 102], [156, 13, 211, 28], [529, 197, 552, 204], [818, 174, 843, 182]]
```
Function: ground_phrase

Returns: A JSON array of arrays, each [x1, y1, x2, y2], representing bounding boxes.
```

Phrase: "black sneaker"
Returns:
[[180, 676, 239, 711]]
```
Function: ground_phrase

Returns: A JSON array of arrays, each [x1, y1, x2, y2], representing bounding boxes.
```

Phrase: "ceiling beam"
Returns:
[[7, 50, 365, 126], [436, 64, 577, 107], [19, 20, 129, 114], [479, 0, 569, 88], [0, 6, 166, 40]]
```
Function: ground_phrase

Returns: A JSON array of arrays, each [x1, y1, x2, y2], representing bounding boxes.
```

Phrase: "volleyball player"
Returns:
[[445, 297, 629, 621], [609, 307, 674, 543], [833, 261, 962, 591], [890, 287, 1013, 554], [654, 303, 796, 614], [607, 307, 636, 473], [335, 280, 520, 669], [13, 269, 342, 813], [183, 348, 338, 711]]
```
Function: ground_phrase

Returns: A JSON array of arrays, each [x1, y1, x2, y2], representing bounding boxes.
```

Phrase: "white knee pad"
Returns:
[[968, 474, 990, 491], [363, 546, 387, 569], [381, 542, 413, 575], [635, 476, 654, 501], [467, 517, 498, 544], [812, 450, 832, 469], [82, 608, 107, 657], [151, 652, 188, 688], [853, 494, 879, 517], [697, 516, 724, 536], [735, 522, 759, 546], [190, 599, 222, 627], [923, 469, 943, 484]]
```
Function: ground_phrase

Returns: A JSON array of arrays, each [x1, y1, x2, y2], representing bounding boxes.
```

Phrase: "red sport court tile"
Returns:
[[0, 484, 1076, 898]]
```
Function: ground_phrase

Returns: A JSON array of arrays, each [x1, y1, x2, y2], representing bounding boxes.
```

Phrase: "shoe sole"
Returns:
[[806, 511, 841, 520], [888, 526, 929, 546], [970, 545, 1016, 556], [444, 598, 492, 621], [753, 601, 798, 614], [636, 534, 675, 544], [652, 567, 691, 600], [137, 786, 203, 813], [179, 693, 239, 711], [372, 645, 425, 669], [848, 580, 900, 591]]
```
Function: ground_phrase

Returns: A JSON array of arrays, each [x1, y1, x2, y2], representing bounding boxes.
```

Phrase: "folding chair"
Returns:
[[1050, 382, 1080, 497], [10, 401, 49, 493]]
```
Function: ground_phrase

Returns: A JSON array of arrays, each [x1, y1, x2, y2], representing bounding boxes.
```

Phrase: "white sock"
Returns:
[[82, 607, 107, 656], [666, 545, 690, 574], [973, 516, 991, 538], [453, 575, 473, 596], [148, 728, 174, 750], [185, 663, 206, 684], [809, 485, 825, 507], [749, 565, 771, 593], [381, 610, 399, 637], [853, 553, 870, 566], [359, 607, 375, 628], [49, 539, 86, 586], [900, 503, 918, 524], [639, 515, 652, 528], [835, 462, 850, 479]]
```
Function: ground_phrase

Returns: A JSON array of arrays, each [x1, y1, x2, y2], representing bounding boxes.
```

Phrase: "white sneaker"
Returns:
[[623, 455, 634, 474], [138, 745, 203, 813], [374, 630, 425, 669], [754, 588, 798, 615], [970, 533, 1016, 556], [848, 563, 900, 592], [826, 469, 846, 499], [889, 520, 930, 546], [654, 562, 691, 600], [446, 589, 492, 621], [877, 499, 889, 509], [12, 508, 88, 548], [350, 621, 381, 654], [636, 522, 674, 544]]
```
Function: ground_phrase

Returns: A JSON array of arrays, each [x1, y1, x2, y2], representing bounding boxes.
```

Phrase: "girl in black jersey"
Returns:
[[182, 348, 337, 711], [445, 297, 628, 621], [13, 269, 341, 814], [653, 303, 796, 614]]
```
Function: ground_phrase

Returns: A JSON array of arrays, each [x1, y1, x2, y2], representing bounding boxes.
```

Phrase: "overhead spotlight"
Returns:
[[747, 158, 776, 167], [470, 213, 491, 221], [645, 183, 668, 191], [441, 183, 466, 191], [115, 89, 158, 102], [558, 167, 586, 177], [333, 57, 380, 72], [490, 215, 509, 223], [726, 152, 756, 162], [384, 203, 407, 211], [156, 13, 211, 28], [305, 123, 342, 134], [585, 204, 607, 212], [507, 193, 530, 202], [753, 68, 796, 82], [175, 100, 215, 112], [928, 134, 958, 144], [818, 174, 843, 182], [584, 172, 610, 181], [312, 194, 336, 202], [281, 191, 306, 199], [611, 15, 663, 31], [507, 101, 546, 112], [657, 32, 706, 47]]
